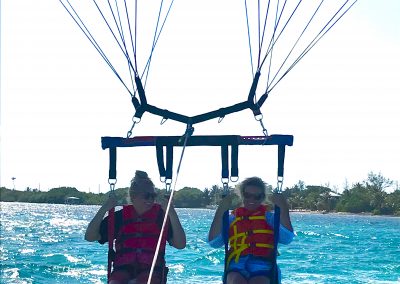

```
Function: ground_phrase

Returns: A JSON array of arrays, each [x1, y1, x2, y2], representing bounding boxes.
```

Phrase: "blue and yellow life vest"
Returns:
[[227, 205, 274, 265]]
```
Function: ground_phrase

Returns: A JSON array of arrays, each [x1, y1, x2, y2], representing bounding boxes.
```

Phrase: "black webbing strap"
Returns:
[[221, 145, 229, 180], [156, 142, 174, 182], [278, 144, 286, 179], [230, 143, 239, 180], [156, 143, 166, 179], [221, 140, 239, 181], [109, 147, 117, 180], [166, 145, 173, 181]]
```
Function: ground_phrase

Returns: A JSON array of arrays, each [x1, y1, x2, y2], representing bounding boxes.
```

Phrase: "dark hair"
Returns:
[[129, 170, 155, 200], [238, 176, 266, 199]]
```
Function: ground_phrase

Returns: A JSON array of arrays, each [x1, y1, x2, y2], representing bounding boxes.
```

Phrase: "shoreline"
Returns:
[[1, 201, 399, 217], [289, 209, 400, 217]]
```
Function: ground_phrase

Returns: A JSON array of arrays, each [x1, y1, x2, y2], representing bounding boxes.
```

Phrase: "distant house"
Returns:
[[65, 196, 80, 205], [328, 191, 341, 198]]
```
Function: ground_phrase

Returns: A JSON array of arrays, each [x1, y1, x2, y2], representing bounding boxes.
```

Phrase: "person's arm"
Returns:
[[208, 194, 232, 242], [167, 206, 186, 249], [269, 193, 293, 232], [161, 198, 186, 249], [85, 195, 117, 242]]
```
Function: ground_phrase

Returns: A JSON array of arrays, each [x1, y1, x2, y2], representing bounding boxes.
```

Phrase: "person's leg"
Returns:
[[132, 271, 162, 284], [109, 268, 131, 284], [244, 257, 274, 284], [249, 276, 270, 284], [226, 271, 248, 284]]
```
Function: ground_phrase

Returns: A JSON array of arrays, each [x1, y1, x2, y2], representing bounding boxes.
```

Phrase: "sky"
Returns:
[[1, 0, 399, 194]]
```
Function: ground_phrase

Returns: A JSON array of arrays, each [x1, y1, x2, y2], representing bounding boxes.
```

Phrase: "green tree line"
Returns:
[[1, 172, 399, 216]]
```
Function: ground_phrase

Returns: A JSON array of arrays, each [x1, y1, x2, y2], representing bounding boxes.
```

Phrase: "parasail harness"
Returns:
[[102, 72, 293, 283]]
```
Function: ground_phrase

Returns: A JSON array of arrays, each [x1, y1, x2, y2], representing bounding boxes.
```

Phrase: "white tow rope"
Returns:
[[147, 129, 191, 284]]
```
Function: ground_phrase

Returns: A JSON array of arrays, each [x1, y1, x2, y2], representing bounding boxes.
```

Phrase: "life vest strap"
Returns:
[[228, 229, 273, 244], [230, 214, 266, 228], [227, 242, 275, 265]]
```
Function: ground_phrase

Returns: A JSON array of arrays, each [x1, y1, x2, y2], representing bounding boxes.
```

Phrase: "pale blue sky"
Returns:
[[1, 0, 399, 193]]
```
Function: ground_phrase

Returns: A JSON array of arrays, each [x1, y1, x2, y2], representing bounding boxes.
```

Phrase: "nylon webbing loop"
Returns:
[[156, 144, 166, 179], [156, 143, 174, 183], [278, 144, 286, 179], [109, 147, 117, 180], [131, 77, 147, 119], [231, 143, 239, 181], [247, 71, 261, 103], [135, 76, 147, 105], [221, 145, 229, 180], [166, 145, 173, 181]]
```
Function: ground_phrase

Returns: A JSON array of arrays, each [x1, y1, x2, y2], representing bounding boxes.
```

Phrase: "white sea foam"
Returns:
[[169, 263, 185, 273], [49, 218, 86, 227], [65, 254, 82, 263], [88, 268, 107, 276], [40, 236, 59, 243], [20, 248, 35, 254]]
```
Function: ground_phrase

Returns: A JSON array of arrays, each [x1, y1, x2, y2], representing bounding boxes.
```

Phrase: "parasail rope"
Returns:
[[264, 0, 281, 96], [267, 0, 325, 90], [59, 0, 135, 97], [146, 125, 192, 284], [107, 0, 136, 93], [142, 0, 176, 89], [91, 0, 137, 74], [259, 0, 303, 70], [244, 0, 254, 78], [266, 0, 358, 94], [257, 0, 273, 69]]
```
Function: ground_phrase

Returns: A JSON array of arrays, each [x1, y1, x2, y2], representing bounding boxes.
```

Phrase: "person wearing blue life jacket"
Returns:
[[85, 170, 186, 284], [208, 177, 294, 284]]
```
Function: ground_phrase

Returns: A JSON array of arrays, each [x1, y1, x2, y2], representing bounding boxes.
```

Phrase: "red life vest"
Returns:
[[113, 203, 168, 267], [227, 205, 274, 265]]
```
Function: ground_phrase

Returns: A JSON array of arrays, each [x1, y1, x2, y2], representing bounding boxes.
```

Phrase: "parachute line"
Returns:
[[264, 0, 282, 99], [107, 0, 137, 93], [259, 0, 303, 70], [267, 0, 325, 90], [266, 0, 358, 95], [60, 0, 175, 99], [142, 0, 176, 89], [258, 0, 272, 68], [244, 0, 254, 77], [91, 0, 137, 74], [59, 0, 135, 97]]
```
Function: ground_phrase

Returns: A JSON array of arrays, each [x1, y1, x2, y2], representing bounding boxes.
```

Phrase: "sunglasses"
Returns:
[[139, 192, 157, 200], [243, 192, 264, 201]]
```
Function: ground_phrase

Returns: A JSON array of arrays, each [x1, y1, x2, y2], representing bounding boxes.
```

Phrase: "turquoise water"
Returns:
[[1, 202, 399, 284]]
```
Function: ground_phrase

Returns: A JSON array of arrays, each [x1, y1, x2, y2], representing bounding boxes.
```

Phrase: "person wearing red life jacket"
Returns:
[[85, 170, 186, 284], [208, 177, 294, 284]]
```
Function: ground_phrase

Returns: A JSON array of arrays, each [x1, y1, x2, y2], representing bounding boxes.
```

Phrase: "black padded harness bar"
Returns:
[[103, 135, 293, 184], [132, 72, 263, 124]]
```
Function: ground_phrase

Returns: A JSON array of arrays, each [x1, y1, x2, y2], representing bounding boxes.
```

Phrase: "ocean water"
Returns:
[[1, 202, 399, 284]]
